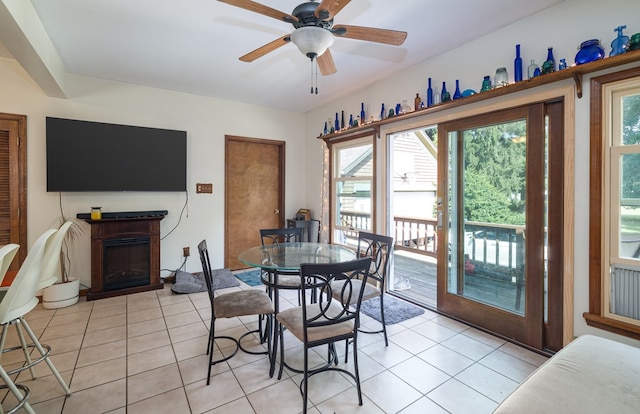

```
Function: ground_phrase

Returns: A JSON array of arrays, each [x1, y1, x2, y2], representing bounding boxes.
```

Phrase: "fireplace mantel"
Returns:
[[85, 216, 164, 300]]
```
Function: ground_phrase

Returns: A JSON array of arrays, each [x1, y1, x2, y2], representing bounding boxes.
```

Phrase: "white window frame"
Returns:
[[603, 81, 640, 326], [332, 137, 374, 247]]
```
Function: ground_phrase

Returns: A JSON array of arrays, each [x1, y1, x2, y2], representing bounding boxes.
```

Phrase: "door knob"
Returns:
[[274, 209, 280, 214]]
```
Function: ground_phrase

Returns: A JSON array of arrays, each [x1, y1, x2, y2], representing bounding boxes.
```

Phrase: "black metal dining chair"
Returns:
[[259, 227, 305, 302], [331, 231, 394, 361], [275, 257, 372, 413], [198, 240, 275, 384]]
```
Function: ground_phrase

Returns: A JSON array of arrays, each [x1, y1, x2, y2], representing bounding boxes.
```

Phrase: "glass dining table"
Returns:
[[238, 242, 357, 271], [238, 242, 357, 377]]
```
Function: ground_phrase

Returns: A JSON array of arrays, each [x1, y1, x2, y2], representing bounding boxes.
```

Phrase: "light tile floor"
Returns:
[[1, 278, 548, 414]]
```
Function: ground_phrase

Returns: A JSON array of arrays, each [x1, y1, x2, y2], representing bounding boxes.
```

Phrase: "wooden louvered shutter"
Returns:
[[0, 114, 27, 273], [0, 127, 10, 244]]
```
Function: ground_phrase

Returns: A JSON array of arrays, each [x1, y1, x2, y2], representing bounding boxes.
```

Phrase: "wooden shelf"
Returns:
[[319, 49, 640, 141]]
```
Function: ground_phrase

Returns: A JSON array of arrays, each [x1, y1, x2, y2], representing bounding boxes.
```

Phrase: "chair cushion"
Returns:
[[277, 302, 354, 343], [214, 289, 273, 319], [330, 279, 380, 306], [261, 271, 301, 288], [274, 274, 302, 288]]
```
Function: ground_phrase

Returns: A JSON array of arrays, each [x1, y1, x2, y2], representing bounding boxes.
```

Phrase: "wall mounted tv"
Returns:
[[46, 117, 187, 192]]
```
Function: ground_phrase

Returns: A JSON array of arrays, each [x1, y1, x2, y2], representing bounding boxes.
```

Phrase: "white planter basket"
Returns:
[[42, 278, 80, 309]]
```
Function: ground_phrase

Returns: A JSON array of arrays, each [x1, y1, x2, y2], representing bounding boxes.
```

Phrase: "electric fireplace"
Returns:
[[85, 214, 165, 300]]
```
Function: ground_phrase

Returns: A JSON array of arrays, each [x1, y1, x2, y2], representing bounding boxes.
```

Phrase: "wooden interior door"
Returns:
[[225, 136, 284, 269], [0, 113, 27, 279]]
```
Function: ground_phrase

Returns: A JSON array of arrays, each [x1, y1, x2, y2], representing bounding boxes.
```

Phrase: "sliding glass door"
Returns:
[[437, 102, 564, 351]]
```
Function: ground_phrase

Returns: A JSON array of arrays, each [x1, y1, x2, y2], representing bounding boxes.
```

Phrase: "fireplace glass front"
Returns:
[[103, 237, 150, 291]]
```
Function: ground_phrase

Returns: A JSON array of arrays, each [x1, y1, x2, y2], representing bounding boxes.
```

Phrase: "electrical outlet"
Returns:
[[183, 246, 190, 257], [196, 183, 213, 194]]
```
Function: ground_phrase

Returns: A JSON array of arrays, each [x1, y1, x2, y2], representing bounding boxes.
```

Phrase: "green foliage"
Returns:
[[622, 94, 640, 200], [462, 121, 527, 225], [464, 168, 525, 225]]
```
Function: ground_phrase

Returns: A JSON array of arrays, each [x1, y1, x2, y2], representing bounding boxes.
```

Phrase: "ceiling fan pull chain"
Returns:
[[310, 56, 319, 94], [315, 58, 319, 94], [310, 58, 314, 94]]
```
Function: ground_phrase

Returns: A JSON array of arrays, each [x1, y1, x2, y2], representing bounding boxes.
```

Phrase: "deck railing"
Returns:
[[339, 212, 525, 270], [393, 216, 438, 258]]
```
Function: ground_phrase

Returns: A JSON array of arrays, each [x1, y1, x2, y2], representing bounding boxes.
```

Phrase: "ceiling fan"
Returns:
[[219, 0, 408, 77]]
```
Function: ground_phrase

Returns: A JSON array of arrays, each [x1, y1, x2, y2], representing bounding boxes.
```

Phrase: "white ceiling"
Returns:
[[5, 0, 567, 113]]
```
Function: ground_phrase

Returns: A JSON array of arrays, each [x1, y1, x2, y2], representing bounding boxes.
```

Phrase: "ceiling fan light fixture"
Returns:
[[290, 26, 334, 59]]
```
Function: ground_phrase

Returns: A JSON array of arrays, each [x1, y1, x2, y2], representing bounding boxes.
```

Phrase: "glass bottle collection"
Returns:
[[321, 24, 637, 136]]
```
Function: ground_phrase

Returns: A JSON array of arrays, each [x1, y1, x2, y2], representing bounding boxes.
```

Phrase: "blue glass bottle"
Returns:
[[481, 75, 492, 92], [341, 111, 345, 130], [349, 114, 353, 128], [426, 77, 434, 107], [334, 113, 339, 132], [559, 58, 567, 70], [395, 103, 401, 115], [360, 103, 366, 123], [380, 103, 385, 120], [323, 121, 328, 135], [453, 80, 462, 100], [514, 44, 523, 82], [441, 81, 451, 102]]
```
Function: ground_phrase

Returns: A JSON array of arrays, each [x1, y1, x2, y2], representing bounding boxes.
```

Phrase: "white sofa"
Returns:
[[493, 334, 640, 413]]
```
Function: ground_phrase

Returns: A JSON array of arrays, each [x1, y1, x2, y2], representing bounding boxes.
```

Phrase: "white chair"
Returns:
[[0, 228, 71, 406], [0, 230, 55, 414], [38, 221, 73, 290], [5, 222, 73, 382]]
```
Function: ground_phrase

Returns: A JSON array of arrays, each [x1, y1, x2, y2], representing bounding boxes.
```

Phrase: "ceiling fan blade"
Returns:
[[314, 0, 351, 20], [218, 0, 297, 23], [332, 24, 407, 46], [239, 35, 291, 62], [317, 49, 337, 76]]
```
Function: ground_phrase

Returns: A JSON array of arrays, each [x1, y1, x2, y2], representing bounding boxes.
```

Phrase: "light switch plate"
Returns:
[[196, 183, 213, 193]]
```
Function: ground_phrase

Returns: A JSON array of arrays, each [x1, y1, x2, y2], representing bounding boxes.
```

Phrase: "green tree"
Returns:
[[622, 93, 640, 199], [462, 121, 527, 224], [464, 168, 524, 225]]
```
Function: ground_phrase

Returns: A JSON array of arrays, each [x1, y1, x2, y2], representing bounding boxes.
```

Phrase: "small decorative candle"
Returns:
[[91, 207, 102, 220]]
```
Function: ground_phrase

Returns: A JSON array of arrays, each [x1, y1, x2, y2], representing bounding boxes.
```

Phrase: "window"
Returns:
[[586, 67, 640, 339], [332, 137, 373, 247]]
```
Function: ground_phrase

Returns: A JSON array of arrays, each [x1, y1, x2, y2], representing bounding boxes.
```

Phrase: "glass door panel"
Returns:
[[447, 120, 528, 315]]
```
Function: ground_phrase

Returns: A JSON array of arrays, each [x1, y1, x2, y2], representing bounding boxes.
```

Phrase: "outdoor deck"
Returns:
[[392, 252, 437, 308], [391, 252, 525, 314]]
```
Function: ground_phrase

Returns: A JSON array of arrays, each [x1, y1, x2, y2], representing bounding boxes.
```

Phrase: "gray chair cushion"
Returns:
[[214, 289, 274, 319], [330, 279, 380, 306], [277, 302, 354, 343]]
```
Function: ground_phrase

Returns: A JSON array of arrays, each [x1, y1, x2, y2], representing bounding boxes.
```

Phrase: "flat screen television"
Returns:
[[46, 117, 187, 192]]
